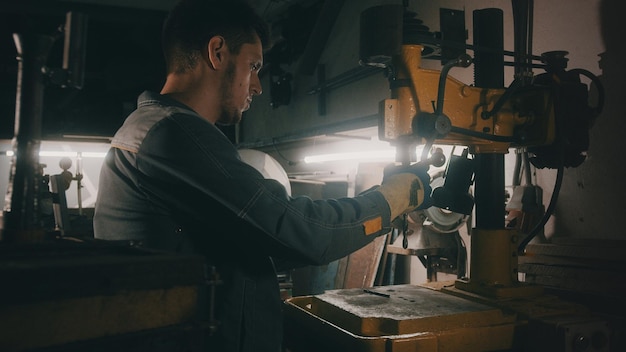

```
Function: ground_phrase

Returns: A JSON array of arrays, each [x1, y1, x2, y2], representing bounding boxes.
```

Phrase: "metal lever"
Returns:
[[436, 54, 473, 116]]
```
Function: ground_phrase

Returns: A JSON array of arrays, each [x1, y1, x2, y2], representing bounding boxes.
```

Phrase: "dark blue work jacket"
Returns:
[[94, 91, 392, 352]]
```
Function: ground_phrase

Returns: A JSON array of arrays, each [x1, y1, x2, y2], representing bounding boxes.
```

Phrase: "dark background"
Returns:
[[0, 0, 324, 141], [0, 1, 168, 140]]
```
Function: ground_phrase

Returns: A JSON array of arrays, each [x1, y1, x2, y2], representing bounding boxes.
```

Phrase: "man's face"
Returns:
[[217, 38, 263, 125]]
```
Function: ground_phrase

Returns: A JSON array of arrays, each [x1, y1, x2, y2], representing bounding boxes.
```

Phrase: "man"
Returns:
[[93, 0, 431, 351]]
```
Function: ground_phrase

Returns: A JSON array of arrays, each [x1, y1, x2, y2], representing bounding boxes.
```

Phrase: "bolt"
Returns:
[[573, 334, 590, 352]]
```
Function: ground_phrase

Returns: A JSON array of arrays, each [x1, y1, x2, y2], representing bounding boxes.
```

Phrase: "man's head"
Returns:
[[161, 0, 269, 125], [162, 0, 269, 75]]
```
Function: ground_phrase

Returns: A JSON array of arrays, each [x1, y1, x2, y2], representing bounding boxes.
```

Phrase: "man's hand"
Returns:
[[377, 164, 432, 220]]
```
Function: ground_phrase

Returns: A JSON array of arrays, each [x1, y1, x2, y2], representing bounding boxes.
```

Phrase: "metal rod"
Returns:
[[1, 33, 56, 242], [472, 7, 506, 230], [76, 152, 83, 216], [474, 154, 505, 229]]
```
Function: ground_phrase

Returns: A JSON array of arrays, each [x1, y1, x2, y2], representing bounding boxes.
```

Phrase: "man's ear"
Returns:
[[207, 36, 227, 70]]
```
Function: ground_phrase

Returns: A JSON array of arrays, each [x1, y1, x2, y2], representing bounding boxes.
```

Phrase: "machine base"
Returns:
[[283, 283, 611, 352]]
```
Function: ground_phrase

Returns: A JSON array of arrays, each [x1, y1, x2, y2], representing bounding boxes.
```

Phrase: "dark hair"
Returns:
[[162, 0, 270, 73]]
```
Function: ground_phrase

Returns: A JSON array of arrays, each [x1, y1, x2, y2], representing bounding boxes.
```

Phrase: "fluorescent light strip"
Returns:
[[4, 151, 107, 158], [304, 149, 396, 164]]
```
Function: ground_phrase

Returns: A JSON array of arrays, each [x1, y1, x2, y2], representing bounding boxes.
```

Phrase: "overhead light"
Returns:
[[4, 151, 107, 158], [304, 149, 396, 163]]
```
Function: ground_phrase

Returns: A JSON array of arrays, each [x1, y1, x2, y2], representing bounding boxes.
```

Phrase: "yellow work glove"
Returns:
[[377, 168, 432, 220]]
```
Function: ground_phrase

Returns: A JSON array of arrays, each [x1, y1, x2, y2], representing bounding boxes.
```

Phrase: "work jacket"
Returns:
[[94, 91, 393, 352]]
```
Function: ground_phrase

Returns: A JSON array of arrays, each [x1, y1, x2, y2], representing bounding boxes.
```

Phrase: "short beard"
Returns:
[[216, 60, 241, 126]]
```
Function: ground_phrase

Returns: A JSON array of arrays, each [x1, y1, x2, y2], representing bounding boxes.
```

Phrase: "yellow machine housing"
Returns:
[[380, 45, 555, 155]]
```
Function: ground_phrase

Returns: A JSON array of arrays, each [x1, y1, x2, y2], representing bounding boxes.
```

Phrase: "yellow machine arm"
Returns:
[[380, 43, 555, 156]]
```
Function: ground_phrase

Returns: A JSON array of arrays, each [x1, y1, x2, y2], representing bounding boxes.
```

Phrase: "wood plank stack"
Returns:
[[519, 237, 626, 314]]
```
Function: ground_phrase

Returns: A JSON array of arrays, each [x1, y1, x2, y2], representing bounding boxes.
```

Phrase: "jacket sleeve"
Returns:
[[135, 114, 393, 265]]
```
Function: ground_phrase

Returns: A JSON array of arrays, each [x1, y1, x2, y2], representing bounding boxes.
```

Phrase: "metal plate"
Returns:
[[307, 284, 512, 336]]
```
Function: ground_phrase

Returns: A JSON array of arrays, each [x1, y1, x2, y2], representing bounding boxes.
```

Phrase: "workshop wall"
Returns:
[[240, 0, 392, 146], [548, 0, 626, 240]]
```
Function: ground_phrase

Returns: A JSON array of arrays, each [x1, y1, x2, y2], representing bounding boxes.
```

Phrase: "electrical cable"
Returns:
[[512, 152, 522, 187], [517, 160, 562, 253], [455, 231, 467, 278], [569, 68, 605, 117], [522, 152, 533, 185], [517, 63, 603, 253]]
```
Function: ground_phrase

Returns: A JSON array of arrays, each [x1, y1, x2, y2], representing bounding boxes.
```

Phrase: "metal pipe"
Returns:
[[472, 8, 506, 229], [1, 33, 55, 242], [512, 0, 534, 84], [474, 154, 505, 229]]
